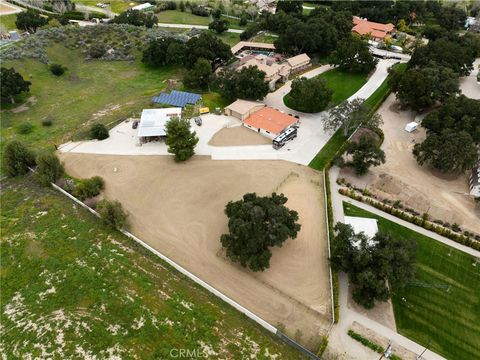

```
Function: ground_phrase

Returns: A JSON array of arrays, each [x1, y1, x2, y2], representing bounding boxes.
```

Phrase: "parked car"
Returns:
[[194, 117, 202, 126], [132, 121, 138, 129]]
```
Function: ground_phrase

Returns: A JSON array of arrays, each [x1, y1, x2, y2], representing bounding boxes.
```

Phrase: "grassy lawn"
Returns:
[[0, 14, 18, 31], [308, 129, 347, 170], [156, 10, 245, 30], [284, 69, 368, 113], [210, 30, 240, 46], [1, 44, 180, 151], [251, 33, 278, 44], [317, 68, 369, 106], [0, 176, 304, 359], [343, 203, 480, 360], [72, 0, 137, 14]]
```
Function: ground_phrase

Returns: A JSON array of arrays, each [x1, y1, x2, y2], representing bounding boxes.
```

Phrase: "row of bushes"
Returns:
[[324, 169, 339, 323], [347, 330, 402, 360], [339, 188, 480, 251], [3, 140, 127, 230], [316, 336, 329, 357]]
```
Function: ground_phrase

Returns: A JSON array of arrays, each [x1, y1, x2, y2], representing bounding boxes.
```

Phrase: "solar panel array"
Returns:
[[152, 90, 202, 108]]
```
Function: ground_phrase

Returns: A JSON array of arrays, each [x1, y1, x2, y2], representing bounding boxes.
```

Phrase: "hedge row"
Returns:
[[316, 336, 329, 357], [348, 330, 403, 360], [324, 168, 339, 323], [339, 188, 480, 251]]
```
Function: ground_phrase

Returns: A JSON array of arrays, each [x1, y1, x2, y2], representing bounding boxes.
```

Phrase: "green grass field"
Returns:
[[72, 0, 137, 14], [156, 10, 245, 30], [1, 44, 180, 151], [343, 203, 480, 360], [284, 69, 368, 113], [251, 33, 278, 44], [308, 129, 347, 170], [0, 14, 18, 31], [317, 69, 369, 106], [0, 176, 304, 359]]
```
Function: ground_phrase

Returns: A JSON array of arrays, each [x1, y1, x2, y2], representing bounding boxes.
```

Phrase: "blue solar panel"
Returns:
[[152, 91, 202, 107]]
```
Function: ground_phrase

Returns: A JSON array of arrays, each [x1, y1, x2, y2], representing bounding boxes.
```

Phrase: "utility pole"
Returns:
[[379, 340, 393, 360]]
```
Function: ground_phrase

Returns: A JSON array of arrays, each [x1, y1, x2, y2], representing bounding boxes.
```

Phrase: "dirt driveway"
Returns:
[[60, 154, 332, 350], [340, 94, 480, 233]]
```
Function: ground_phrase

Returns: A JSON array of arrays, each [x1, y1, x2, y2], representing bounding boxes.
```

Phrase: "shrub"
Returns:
[[35, 152, 64, 186], [96, 199, 128, 229], [74, 176, 105, 200], [17, 122, 34, 134], [49, 63, 66, 76], [347, 330, 384, 354], [88, 43, 107, 59], [3, 140, 36, 177], [42, 117, 53, 126], [90, 123, 109, 140]]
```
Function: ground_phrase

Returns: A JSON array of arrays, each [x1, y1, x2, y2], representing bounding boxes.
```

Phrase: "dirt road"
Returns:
[[340, 94, 479, 233], [60, 154, 332, 349]]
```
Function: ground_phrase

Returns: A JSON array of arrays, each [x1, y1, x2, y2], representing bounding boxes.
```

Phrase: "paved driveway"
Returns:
[[60, 59, 401, 165]]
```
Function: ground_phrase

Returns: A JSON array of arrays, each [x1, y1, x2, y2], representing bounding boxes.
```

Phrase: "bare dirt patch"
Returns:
[[208, 125, 272, 147], [59, 153, 332, 349], [10, 96, 36, 113], [339, 94, 480, 233]]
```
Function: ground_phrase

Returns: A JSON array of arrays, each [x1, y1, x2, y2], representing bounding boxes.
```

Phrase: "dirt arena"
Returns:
[[340, 94, 480, 233], [60, 153, 332, 349], [208, 125, 272, 147]]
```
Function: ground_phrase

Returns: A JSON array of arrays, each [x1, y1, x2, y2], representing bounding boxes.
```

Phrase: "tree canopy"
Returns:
[[142, 37, 182, 67], [329, 35, 378, 73], [409, 36, 477, 76], [3, 140, 36, 177], [1, 67, 31, 105], [221, 192, 301, 272], [413, 130, 478, 175], [285, 76, 333, 113], [35, 152, 64, 186], [389, 64, 459, 111], [216, 66, 269, 101], [111, 10, 158, 28], [421, 96, 480, 144], [183, 58, 212, 89], [208, 19, 229, 34], [323, 98, 382, 136], [276, 0, 303, 14], [15, 9, 47, 32], [331, 222, 416, 309], [165, 117, 199, 162], [343, 134, 385, 175]]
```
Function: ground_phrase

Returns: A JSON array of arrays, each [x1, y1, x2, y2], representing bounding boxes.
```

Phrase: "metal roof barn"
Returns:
[[137, 108, 182, 138], [152, 90, 202, 108]]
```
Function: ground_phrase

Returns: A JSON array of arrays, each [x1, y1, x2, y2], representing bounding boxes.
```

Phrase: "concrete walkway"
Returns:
[[156, 23, 244, 33], [326, 165, 479, 360]]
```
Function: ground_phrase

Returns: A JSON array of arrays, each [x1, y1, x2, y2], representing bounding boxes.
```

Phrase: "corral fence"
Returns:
[[40, 175, 324, 359]]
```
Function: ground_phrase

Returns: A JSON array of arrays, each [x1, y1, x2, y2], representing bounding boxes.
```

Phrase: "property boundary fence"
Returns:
[[46, 179, 323, 359], [323, 171, 335, 326]]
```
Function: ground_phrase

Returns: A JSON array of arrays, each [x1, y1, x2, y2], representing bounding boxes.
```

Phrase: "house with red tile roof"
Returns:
[[243, 107, 298, 138], [352, 16, 395, 40]]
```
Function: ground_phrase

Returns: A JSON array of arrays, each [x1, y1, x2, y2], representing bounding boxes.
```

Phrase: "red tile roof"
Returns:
[[243, 107, 298, 135], [352, 16, 394, 39]]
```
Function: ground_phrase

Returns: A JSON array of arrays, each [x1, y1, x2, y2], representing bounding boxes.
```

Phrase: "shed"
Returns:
[[404, 122, 419, 133], [344, 216, 378, 249], [137, 108, 182, 142], [132, 2, 154, 11], [224, 99, 265, 121]]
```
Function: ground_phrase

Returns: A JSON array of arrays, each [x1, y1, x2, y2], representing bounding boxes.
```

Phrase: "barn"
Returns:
[[224, 99, 266, 121]]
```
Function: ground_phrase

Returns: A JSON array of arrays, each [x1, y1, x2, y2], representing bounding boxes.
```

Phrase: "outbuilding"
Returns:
[[404, 122, 419, 133], [137, 108, 182, 143], [344, 216, 379, 249], [224, 99, 266, 121], [243, 107, 298, 138], [469, 162, 480, 197], [131, 2, 154, 11]]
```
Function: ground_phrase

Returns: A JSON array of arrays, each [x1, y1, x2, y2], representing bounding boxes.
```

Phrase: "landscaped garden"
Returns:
[[0, 176, 304, 359], [343, 203, 480, 360]]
